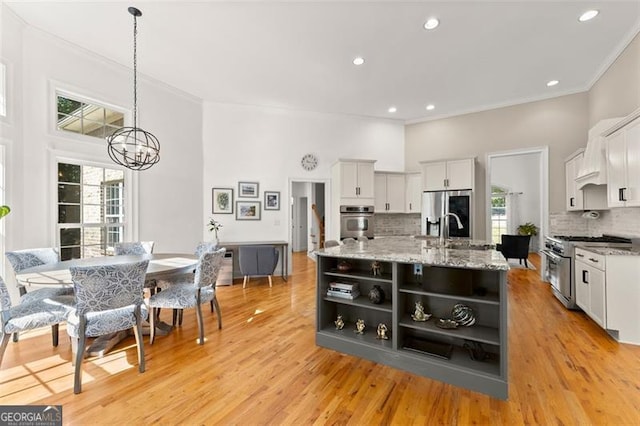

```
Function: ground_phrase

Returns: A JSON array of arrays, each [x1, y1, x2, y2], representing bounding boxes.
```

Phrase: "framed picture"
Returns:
[[264, 191, 280, 210], [236, 201, 261, 220], [212, 188, 234, 214], [238, 181, 259, 198]]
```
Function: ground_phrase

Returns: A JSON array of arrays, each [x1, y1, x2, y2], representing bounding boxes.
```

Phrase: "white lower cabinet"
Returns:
[[574, 249, 606, 328]]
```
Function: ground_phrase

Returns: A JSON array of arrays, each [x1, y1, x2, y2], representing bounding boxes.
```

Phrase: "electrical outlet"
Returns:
[[413, 264, 423, 275]]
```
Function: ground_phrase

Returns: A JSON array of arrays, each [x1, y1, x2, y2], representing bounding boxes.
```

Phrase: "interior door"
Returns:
[[293, 197, 308, 252]]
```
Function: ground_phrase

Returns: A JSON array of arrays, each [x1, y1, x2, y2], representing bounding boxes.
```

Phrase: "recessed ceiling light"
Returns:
[[388, 106, 397, 113], [579, 10, 599, 22], [547, 80, 559, 87], [424, 18, 440, 30], [353, 57, 365, 66], [426, 104, 435, 111]]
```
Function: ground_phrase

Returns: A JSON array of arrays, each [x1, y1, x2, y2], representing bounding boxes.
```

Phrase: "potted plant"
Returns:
[[517, 222, 538, 236], [207, 218, 223, 243], [0, 205, 9, 219]]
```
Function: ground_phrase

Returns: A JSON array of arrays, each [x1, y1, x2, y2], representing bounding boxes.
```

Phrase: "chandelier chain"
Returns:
[[133, 12, 138, 129]]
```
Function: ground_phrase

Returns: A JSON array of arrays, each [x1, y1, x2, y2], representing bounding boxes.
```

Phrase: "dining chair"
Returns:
[[341, 238, 357, 244], [5, 248, 74, 344], [0, 275, 73, 367], [238, 245, 279, 288], [114, 241, 155, 255], [357, 236, 369, 242], [324, 240, 340, 248], [67, 260, 149, 394], [149, 248, 225, 345]]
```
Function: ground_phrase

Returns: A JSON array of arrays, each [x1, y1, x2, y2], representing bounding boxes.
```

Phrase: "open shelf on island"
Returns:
[[324, 295, 392, 313], [399, 286, 499, 305], [399, 314, 499, 346]]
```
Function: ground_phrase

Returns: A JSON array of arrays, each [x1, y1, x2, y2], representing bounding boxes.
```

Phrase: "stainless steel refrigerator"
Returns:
[[421, 190, 473, 238]]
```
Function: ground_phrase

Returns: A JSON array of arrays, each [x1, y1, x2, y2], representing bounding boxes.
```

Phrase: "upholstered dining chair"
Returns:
[[324, 240, 340, 248], [341, 238, 357, 244], [238, 245, 279, 288], [496, 234, 532, 268], [5, 248, 74, 344], [67, 260, 149, 394], [148, 248, 225, 345], [0, 275, 73, 367], [357, 236, 369, 242], [114, 241, 155, 256]]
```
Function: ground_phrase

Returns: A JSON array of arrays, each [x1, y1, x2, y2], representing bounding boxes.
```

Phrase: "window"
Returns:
[[57, 162, 125, 260], [56, 93, 124, 139], [0, 62, 6, 117], [491, 186, 507, 244]]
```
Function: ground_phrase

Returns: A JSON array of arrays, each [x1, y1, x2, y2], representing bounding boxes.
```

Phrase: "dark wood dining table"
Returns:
[[15, 253, 198, 356]]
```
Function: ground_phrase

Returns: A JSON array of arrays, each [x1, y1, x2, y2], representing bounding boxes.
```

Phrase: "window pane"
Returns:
[[60, 247, 81, 261], [105, 170, 124, 181], [83, 227, 103, 248], [83, 245, 105, 258], [83, 204, 103, 224], [57, 113, 82, 133], [56, 93, 124, 140], [60, 228, 81, 246], [57, 96, 82, 115], [83, 166, 104, 185], [58, 163, 81, 183], [58, 183, 81, 203], [83, 184, 102, 203], [58, 205, 81, 223]]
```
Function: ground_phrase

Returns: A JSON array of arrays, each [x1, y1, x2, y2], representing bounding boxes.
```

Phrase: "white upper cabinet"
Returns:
[[565, 150, 585, 211], [333, 160, 376, 205], [606, 112, 640, 207], [375, 172, 405, 213], [405, 172, 422, 213], [421, 158, 475, 191]]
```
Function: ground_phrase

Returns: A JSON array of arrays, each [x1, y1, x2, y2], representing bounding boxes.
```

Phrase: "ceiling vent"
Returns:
[[575, 118, 623, 190]]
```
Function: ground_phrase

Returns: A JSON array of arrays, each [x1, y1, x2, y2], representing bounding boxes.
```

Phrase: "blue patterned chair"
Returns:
[[149, 248, 225, 345], [5, 248, 74, 345], [0, 275, 73, 367], [67, 260, 149, 394], [114, 241, 155, 256], [239, 245, 279, 288]]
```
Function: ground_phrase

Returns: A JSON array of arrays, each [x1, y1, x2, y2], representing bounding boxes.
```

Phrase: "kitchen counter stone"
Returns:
[[575, 245, 640, 256], [316, 236, 508, 270]]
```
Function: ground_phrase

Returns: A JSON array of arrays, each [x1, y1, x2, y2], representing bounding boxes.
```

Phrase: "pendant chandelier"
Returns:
[[106, 7, 160, 171]]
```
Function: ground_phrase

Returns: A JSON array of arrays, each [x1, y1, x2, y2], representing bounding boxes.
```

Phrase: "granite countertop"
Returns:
[[316, 236, 509, 271], [575, 245, 640, 256]]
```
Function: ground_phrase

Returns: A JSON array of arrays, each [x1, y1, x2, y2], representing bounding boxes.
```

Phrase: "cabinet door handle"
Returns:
[[619, 187, 627, 202], [356, 187, 360, 196], [582, 270, 589, 284], [588, 258, 599, 263], [576, 253, 584, 258], [409, 202, 412, 210], [570, 197, 575, 207]]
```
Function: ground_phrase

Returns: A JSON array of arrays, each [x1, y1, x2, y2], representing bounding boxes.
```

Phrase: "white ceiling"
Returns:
[[5, 1, 640, 122]]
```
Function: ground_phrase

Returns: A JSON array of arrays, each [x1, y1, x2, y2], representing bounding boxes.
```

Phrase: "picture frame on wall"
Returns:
[[212, 188, 234, 214], [236, 201, 261, 220], [264, 191, 280, 210], [238, 181, 259, 198]]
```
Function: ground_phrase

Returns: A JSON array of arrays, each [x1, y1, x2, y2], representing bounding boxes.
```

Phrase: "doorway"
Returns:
[[486, 147, 548, 253], [292, 196, 308, 252], [289, 179, 329, 259]]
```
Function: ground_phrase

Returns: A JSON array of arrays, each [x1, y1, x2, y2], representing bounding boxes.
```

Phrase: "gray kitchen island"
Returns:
[[315, 237, 509, 399]]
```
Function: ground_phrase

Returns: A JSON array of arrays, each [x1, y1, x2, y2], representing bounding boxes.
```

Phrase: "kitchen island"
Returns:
[[315, 236, 509, 399]]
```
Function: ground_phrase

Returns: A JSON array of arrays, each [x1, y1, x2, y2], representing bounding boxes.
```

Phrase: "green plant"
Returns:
[[207, 218, 222, 239], [517, 222, 538, 236], [0, 205, 10, 219]]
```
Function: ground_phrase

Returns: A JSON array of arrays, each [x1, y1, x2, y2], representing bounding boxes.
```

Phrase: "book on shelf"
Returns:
[[327, 286, 354, 294], [329, 282, 359, 291], [327, 289, 360, 300]]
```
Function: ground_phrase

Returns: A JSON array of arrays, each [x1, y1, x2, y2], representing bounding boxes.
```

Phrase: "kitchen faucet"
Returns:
[[440, 212, 464, 247]]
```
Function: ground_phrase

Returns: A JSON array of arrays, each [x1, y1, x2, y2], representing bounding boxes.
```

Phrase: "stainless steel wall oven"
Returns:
[[340, 205, 374, 240]]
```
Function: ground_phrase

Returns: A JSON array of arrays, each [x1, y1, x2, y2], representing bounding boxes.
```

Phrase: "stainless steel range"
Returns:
[[542, 235, 632, 309]]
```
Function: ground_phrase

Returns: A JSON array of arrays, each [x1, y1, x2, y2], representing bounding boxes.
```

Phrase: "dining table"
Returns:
[[15, 253, 198, 356]]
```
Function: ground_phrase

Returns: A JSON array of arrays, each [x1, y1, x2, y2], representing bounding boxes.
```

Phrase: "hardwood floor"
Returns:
[[2, 252, 640, 424]]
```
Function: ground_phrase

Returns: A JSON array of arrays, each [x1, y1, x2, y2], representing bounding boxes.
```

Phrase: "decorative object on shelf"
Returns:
[[212, 188, 233, 214], [435, 318, 458, 329], [334, 315, 345, 330], [106, 7, 160, 171], [238, 181, 259, 198], [301, 153, 319, 171], [376, 323, 389, 340], [368, 284, 385, 304], [235, 201, 261, 220], [371, 261, 381, 276], [517, 222, 538, 236], [337, 261, 352, 272], [411, 301, 431, 321], [355, 319, 365, 334], [451, 303, 476, 326], [206, 218, 222, 243], [463, 341, 489, 361], [264, 191, 280, 210]]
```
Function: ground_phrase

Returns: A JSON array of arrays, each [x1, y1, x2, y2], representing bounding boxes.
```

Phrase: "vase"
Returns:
[[368, 285, 385, 304]]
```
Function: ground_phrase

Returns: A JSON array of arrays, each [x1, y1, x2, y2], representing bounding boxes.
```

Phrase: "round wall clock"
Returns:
[[301, 153, 318, 171]]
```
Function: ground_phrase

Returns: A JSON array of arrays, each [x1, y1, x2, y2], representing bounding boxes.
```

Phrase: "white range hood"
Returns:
[[575, 118, 623, 190]]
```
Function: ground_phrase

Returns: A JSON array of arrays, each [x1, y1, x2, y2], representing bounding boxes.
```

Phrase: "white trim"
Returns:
[[586, 22, 640, 90], [485, 146, 549, 254]]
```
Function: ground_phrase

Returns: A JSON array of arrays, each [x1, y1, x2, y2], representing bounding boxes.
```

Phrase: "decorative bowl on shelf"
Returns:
[[435, 318, 458, 329], [337, 261, 352, 272]]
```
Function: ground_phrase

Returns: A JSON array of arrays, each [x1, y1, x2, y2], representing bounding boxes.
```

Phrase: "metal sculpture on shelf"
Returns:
[[106, 7, 160, 171], [411, 300, 431, 321], [355, 319, 365, 334], [376, 323, 389, 340], [334, 314, 345, 330], [371, 261, 381, 276]]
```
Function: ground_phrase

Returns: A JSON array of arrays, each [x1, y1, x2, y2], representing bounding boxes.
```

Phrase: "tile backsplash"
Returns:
[[375, 213, 421, 236], [550, 207, 640, 238]]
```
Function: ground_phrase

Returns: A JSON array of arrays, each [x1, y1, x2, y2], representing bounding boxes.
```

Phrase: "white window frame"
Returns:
[[0, 61, 6, 118]]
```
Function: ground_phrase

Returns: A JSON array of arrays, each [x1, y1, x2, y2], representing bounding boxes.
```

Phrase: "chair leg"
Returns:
[[149, 307, 157, 345], [524, 259, 529, 268], [51, 324, 59, 347], [210, 300, 214, 313], [196, 304, 205, 345], [133, 307, 145, 373], [0, 332, 10, 367], [212, 295, 222, 330], [172, 309, 178, 326], [74, 336, 86, 394], [12, 333, 18, 343], [243, 276, 248, 288], [268, 275, 273, 288]]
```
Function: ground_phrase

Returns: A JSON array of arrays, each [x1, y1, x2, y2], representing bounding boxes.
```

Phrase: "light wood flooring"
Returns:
[[1, 252, 640, 424]]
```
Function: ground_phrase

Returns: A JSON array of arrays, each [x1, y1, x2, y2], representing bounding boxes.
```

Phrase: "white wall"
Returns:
[[202, 102, 404, 243], [2, 3, 204, 269]]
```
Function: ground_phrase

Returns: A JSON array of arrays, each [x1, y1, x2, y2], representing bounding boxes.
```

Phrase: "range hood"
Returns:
[[575, 118, 623, 190]]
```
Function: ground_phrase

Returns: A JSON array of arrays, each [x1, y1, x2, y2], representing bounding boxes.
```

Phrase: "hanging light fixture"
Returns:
[[106, 7, 160, 171]]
